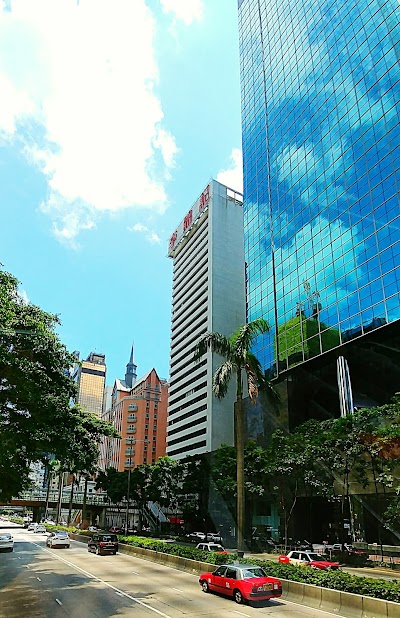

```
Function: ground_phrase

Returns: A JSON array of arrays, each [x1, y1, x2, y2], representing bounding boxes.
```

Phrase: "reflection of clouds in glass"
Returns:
[[261, 216, 365, 325], [267, 0, 399, 217]]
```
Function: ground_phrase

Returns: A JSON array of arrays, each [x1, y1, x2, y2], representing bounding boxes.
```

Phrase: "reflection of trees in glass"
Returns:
[[275, 315, 340, 364]]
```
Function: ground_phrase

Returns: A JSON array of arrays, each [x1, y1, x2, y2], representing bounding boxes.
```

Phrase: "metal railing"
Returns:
[[15, 490, 108, 505]]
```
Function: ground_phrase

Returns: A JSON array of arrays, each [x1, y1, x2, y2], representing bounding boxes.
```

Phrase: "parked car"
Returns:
[[88, 526, 99, 532], [46, 531, 70, 549], [206, 532, 223, 543], [199, 563, 282, 604], [27, 522, 39, 532], [108, 526, 122, 534], [34, 525, 47, 534], [0, 533, 14, 552], [329, 543, 367, 555], [196, 542, 228, 555], [187, 531, 206, 542], [279, 550, 340, 570], [87, 533, 118, 555]]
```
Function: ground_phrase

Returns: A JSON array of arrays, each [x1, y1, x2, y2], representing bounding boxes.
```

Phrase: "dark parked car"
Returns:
[[87, 533, 118, 555]]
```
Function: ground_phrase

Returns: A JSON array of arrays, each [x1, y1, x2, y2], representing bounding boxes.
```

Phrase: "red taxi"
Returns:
[[199, 563, 282, 604], [279, 550, 340, 570]]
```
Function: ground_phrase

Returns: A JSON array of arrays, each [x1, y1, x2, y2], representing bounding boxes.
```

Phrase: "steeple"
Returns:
[[125, 343, 137, 388]]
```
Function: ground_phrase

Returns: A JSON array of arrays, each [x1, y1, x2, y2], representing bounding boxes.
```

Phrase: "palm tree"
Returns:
[[194, 318, 274, 555]]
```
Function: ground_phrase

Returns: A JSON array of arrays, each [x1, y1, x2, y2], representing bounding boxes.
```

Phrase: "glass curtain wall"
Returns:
[[238, 0, 400, 378]]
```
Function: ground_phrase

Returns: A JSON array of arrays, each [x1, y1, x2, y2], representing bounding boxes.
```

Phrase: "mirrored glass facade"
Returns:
[[238, 0, 400, 378]]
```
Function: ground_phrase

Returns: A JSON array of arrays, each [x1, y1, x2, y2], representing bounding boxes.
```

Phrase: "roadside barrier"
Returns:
[[70, 534, 399, 616]]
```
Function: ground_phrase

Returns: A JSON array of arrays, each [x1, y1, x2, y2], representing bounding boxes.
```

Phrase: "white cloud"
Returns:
[[0, 0, 179, 245], [216, 148, 243, 193], [18, 288, 29, 304], [128, 222, 161, 245], [159, 0, 203, 25]]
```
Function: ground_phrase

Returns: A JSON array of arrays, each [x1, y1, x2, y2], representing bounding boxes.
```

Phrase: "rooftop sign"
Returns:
[[168, 182, 211, 257]]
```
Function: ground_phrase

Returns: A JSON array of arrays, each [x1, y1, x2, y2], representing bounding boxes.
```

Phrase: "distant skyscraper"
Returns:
[[74, 351, 106, 417], [167, 179, 246, 458], [238, 1, 400, 418]]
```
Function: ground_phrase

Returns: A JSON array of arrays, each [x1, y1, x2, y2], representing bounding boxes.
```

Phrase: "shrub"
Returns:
[[242, 557, 400, 603]]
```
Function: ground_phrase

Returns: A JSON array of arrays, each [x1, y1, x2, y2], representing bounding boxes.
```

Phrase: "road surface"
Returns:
[[0, 526, 346, 617]]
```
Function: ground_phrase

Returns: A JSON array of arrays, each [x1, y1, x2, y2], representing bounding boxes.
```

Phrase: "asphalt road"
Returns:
[[0, 526, 346, 618]]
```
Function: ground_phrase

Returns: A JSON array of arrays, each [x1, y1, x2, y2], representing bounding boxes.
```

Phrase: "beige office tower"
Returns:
[[74, 352, 106, 417]]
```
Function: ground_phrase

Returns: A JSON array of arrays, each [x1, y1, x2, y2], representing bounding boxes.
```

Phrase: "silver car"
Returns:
[[0, 533, 14, 552], [46, 531, 70, 548]]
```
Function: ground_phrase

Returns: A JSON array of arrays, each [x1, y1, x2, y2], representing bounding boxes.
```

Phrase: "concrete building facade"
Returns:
[[167, 179, 246, 459], [101, 349, 168, 471]]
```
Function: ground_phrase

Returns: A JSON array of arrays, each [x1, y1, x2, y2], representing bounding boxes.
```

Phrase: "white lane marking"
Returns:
[[283, 599, 346, 617], [37, 577, 41, 581], [233, 612, 251, 617], [55, 599, 62, 606], [115, 591, 123, 596], [172, 588, 183, 594], [28, 541, 173, 618], [131, 571, 140, 575]]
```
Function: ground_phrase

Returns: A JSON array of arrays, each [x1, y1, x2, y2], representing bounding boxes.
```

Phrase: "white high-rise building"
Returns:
[[167, 179, 246, 459]]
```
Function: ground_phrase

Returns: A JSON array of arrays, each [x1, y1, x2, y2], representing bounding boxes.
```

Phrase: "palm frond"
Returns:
[[213, 361, 233, 399], [244, 351, 279, 405], [231, 318, 270, 356], [246, 370, 259, 405], [193, 332, 233, 362]]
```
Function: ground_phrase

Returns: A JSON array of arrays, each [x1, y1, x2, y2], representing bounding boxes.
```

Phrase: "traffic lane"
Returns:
[[10, 530, 345, 617], [0, 536, 169, 618]]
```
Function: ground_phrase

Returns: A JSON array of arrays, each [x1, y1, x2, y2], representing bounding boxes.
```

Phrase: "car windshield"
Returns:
[[308, 554, 326, 561], [100, 535, 117, 542], [54, 531, 68, 537], [209, 544, 223, 551], [242, 567, 266, 578], [0, 534, 12, 539]]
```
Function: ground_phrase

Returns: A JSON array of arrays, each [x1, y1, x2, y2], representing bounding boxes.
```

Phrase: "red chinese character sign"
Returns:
[[169, 231, 177, 249], [199, 184, 210, 210], [183, 209, 193, 232]]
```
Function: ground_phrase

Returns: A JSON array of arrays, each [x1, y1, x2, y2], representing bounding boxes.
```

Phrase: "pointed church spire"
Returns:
[[125, 342, 137, 388], [129, 343, 135, 365]]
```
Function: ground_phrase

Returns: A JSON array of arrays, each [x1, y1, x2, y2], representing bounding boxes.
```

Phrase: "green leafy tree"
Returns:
[[96, 467, 129, 504], [180, 454, 212, 533], [129, 464, 152, 531], [194, 318, 275, 553], [0, 268, 118, 499]]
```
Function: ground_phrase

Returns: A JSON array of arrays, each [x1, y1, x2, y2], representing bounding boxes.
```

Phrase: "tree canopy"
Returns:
[[0, 268, 118, 499]]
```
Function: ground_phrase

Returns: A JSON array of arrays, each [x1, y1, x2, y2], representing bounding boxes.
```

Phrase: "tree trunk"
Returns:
[[56, 472, 64, 524], [235, 397, 245, 555], [68, 474, 75, 526], [44, 469, 52, 521], [82, 476, 88, 528]]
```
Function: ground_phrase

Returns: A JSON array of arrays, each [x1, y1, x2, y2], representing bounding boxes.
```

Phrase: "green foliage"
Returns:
[[95, 467, 129, 503], [0, 268, 118, 499], [193, 319, 272, 403]]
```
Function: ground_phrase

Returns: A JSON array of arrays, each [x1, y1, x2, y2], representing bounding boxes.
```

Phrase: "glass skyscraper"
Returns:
[[238, 1, 400, 393]]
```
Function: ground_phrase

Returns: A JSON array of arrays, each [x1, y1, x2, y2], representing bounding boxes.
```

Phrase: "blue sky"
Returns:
[[0, 0, 243, 384]]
